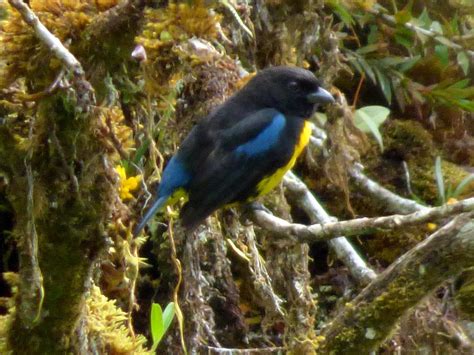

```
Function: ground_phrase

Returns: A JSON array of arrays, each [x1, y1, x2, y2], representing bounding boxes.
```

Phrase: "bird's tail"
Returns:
[[133, 195, 168, 236]]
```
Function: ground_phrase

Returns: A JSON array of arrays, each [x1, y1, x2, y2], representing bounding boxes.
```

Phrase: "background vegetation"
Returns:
[[0, 0, 473, 353]]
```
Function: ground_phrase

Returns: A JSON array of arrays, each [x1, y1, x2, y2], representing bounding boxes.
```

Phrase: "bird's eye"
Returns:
[[288, 81, 300, 92]]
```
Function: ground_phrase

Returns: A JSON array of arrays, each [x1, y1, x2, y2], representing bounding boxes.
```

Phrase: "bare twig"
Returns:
[[8, 0, 95, 111], [349, 164, 428, 213], [205, 345, 285, 354], [20, 69, 66, 102]]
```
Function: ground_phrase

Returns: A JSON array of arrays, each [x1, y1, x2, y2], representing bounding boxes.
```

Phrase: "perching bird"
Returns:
[[134, 66, 334, 234]]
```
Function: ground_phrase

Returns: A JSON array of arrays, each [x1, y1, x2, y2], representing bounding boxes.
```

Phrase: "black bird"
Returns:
[[135, 66, 334, 234]]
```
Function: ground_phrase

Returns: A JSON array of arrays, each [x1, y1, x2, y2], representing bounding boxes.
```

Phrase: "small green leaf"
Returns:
[[434, 45, 449, 67], [357, 57, 376, 84], [150, 303, 164, 351], [457, 52, 470, 75], [430, 21, 443, 35], [453, 174, 474, 198], [162, 302, 175, 335], [374, 67, 392, 105], [354, 106, 390, 151], [160, 31, 173, 41], [150, 303, 165, 349], [395, 10, 412, 24], [417, 8, 431, 28], [396, 55, 421, 72], [356, 44, 380, 55], [394, 28, 414, 49], [133, 139, 151, 165], [435, 156, 445, 205], [327, 0, 355, 26]]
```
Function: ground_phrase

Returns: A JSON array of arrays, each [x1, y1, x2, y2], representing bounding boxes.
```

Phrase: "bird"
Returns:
[[134, 66, 334, 235]]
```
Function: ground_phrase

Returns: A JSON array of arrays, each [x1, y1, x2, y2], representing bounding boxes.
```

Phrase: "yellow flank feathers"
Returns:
[[255, 120, 312, 197]]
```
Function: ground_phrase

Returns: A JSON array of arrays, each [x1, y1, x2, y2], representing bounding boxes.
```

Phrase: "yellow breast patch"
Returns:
[[255, 120, 312, 197]]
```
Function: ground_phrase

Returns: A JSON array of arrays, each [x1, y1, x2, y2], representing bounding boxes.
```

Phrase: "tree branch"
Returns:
[[319, 214, 474, 354], [349, 164, 428, 213], [8, 0, 94, 111], [283, 171, 377, 285], [252, 194, 474, 242]]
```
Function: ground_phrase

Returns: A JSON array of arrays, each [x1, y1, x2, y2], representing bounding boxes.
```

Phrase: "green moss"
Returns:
[[455, 270, 474, 320]]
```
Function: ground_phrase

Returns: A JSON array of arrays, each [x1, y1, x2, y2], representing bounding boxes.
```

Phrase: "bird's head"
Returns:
[[243, 66, 334, 118]]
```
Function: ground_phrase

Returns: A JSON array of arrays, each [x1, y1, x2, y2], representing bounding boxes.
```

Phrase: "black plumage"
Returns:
[[134, 66, 334, 234]]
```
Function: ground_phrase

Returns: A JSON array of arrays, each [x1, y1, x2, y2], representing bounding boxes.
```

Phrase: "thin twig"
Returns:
[[8, 0, 95, 111], [20, 116, 44, 325], [205, 345, 285, 353], [168, 219, 188, 355], [50, 126, 80, 194], [20, 69, 66, 102]]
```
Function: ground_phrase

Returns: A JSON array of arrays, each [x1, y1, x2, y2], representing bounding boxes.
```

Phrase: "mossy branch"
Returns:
[[252, 191, 474, 243], [86, 0, 148, 40], [319, 213, 474, 354], [8, 0, 94, 111]]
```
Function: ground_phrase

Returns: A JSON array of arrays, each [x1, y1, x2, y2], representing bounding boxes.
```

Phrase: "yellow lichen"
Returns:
[[0, 0, 119, 88], [99, 107, 135, 157], [86, 285, 151, 354], [116, 165, 142, 201]]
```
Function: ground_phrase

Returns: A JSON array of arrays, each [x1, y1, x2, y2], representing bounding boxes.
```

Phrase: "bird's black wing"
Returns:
[[180, 108, 299, 229]]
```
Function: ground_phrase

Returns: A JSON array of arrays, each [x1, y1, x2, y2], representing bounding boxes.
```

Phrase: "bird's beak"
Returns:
[[307, 87, 335, 105]]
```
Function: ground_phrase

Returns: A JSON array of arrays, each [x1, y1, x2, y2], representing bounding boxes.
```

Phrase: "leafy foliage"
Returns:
[[333, 1, 474, 113], [150, 302, 175, 352]]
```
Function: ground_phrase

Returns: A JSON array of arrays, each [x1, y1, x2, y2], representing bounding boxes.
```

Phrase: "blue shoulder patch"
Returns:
[[158, 156, 191, 198], [235, 113, 286, 156]]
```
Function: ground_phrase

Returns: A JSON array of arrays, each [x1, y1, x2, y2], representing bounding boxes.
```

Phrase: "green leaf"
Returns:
[[394, 28, 414, 49], [434, 45, 449, 67], [150, 303, 164, 351], [435, 156, 445, 205], [430, 21, 443, 35], [396, 55, 421, 72], [457, 52, 470, 75], [374, 67, 392, 105], [448, 78, 470, 89], [417, 8, 431, 28], [357, 57, 376, 84], [453, 174, 474, 198], [162, 302, 175, 335], [327, 0, 355, 26], [132, 139, 151, 165], [354, 106, 390, 151], [356, 44, 380, 55], [456, 99, 474, 112], [367, 24, 379, 45]]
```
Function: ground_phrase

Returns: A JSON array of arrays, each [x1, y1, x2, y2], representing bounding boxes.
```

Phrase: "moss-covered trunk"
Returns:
[[1, 97, 114, 353]]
